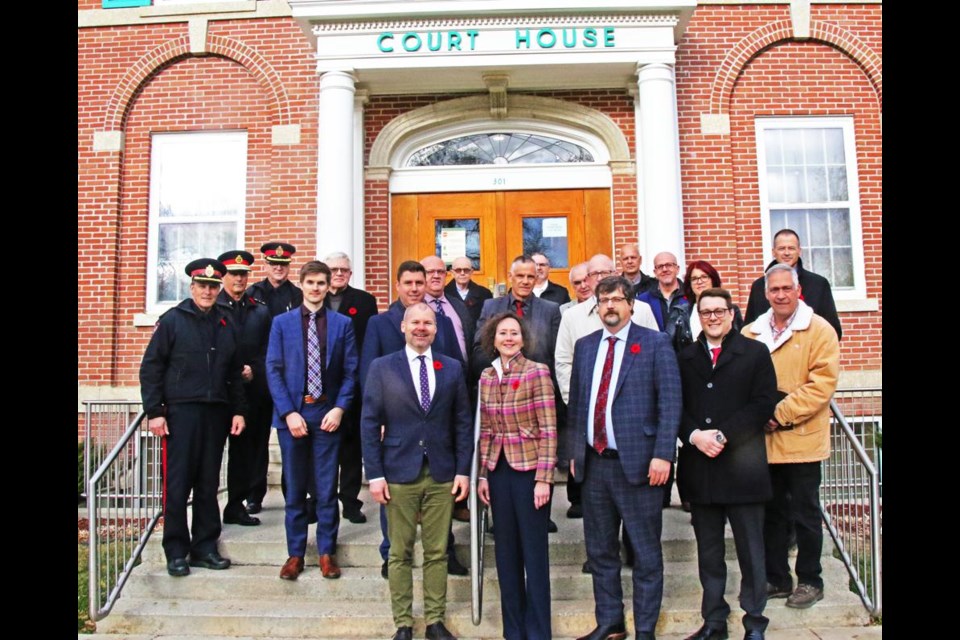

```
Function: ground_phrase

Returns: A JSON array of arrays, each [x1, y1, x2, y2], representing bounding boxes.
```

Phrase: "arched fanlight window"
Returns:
[[407, 132, 595, 167]]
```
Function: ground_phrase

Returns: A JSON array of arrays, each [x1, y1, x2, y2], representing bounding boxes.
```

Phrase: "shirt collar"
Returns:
[[405, 345, 434, 364], [601, 322, 632, 343]]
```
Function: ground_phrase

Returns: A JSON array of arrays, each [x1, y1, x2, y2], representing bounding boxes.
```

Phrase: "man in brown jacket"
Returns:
[[742, 263, 840, 610]]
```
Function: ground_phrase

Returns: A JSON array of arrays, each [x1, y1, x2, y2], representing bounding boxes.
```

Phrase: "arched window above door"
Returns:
[[407, 132, 594, 167]]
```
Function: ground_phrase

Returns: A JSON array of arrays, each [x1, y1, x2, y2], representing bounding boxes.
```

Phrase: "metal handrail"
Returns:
[[821, 398, 882, 618], [82, 401, 144, 500], [469, 392, 488, 625], [87, 410, 162, 621]]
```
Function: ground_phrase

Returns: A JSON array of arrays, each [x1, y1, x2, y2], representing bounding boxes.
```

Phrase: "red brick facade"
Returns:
[[77, 3, 881, 432]]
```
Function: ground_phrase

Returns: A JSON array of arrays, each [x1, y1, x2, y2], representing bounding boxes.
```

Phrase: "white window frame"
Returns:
[[755, 116, 867, 301], [145, 131, 247, 315]]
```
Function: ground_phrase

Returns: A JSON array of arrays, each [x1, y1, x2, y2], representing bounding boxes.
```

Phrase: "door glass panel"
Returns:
[[434, 219, 480, 269], [522, 217, 569, 268]]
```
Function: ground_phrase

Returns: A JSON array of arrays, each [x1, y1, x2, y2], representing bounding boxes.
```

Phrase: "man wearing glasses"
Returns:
[[555, 255, 657, 521], [531, 252, 571, 305], [678, 288, 779, 640], [444, 256, 491, 325], [323, 252, 379, 525]]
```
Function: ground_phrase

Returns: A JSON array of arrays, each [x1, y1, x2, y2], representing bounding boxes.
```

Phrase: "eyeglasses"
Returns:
[[330, 267, 351, 274], [588, 270, 615, 279], [571, 279, 586, 287], [698, 308, 730, 319], [654, 263, 678, 271], [534, 262, 549, 268], [424, 269, 446, 276], [451, 267, 472, 274], [690, 274, 712, 284], [598, 296, 628, 306]]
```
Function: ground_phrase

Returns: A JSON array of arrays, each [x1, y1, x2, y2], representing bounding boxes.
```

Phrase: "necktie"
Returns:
[[592, 336, 618, 454], [514, 299, 524, 318], [710, 347, 721, 366], [417, 355, 431, 412], [433, 298, 446, 316], [307, 311, 323, 398]]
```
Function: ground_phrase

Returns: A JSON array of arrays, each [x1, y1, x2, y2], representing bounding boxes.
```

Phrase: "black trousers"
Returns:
[[337, 406, 364, 513], [245, 398, 273, 505], [161, 403, 230, 561], [225, 396, 270, 515], [691, 502, 768, 633], [765, 462, 824, 590]]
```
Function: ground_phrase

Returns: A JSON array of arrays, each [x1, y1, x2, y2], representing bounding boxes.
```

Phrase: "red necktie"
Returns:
[[514, 299, 524, 317], [592, 336, 618, 454], [710, 347, 721, 366]]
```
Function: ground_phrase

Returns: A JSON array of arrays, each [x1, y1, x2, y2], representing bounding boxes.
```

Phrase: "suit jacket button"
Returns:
[[705, 418, 712, 424], [419, 440, 424, 447], [706, 382, 713, 389]]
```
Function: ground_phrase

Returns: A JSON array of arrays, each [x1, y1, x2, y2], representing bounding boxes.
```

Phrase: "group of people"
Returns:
[[139, 228, 842, 640]]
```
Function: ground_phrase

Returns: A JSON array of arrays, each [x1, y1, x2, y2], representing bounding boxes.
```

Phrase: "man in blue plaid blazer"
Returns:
[[568, 275, 682, 640]]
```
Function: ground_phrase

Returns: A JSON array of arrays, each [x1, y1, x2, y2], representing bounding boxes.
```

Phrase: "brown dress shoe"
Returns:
[[320, 554, 342, 579], [452, 506, 470, 522], [279, 556, 304, 580]]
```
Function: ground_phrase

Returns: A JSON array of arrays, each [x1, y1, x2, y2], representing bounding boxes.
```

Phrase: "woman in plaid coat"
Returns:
[[476, 311, 557, 640]]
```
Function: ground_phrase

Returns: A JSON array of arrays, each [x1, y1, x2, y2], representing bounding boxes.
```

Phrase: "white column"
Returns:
[[351, 89, 369, 288], [635, 63, 685, 267], [317, 70, 357, 262]]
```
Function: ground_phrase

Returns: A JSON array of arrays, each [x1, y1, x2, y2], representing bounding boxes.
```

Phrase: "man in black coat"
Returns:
[[444, 256, 491, 326], [678, 288, 779, 640], [216, 250, 272, 528], [324, 251, 379, 524], [744, 229, 842, 340], [532, 252, 571, 305], [246, 242, 303, 317]]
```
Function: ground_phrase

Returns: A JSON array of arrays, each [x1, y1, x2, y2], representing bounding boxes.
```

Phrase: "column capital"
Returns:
[[319, 69, 357, 90], [636, 62, 675, 85]]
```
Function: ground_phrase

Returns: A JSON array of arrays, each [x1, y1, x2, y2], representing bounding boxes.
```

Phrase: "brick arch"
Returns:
[[709, 20, 882, 115], [103, 34, 291, 131]]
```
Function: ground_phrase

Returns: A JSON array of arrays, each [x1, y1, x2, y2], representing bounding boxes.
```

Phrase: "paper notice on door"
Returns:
[[541, 218, 567, 238], [439, 228, 467, 264]]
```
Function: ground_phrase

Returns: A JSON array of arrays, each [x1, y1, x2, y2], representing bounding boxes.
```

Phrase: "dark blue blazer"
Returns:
[[360, 350, 473, 484], [265, 307, 359, 429], [567, 323, 682, 486], [359, 300, 462, 387]]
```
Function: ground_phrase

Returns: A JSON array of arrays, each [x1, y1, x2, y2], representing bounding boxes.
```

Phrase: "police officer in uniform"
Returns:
[[246, 242, 303, 317], [140, 258, 248, 577], [217, 250, 272, 527]]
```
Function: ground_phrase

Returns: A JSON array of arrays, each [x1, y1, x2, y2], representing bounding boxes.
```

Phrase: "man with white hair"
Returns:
[[560, 262, 592, 313]]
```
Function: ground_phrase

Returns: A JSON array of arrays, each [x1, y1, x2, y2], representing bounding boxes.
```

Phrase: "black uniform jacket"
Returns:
[[246, 278, 303, 318], [140, 298, 248, 419], [216, 290, 272, 403], [677, 330, 779, 505], [744, 257, 842, 340]]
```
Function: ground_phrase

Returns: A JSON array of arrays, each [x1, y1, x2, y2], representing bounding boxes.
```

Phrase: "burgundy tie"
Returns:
[[592, 336, 618, 454], [514, 299, 524, 318], [710, 347, 721, 366]]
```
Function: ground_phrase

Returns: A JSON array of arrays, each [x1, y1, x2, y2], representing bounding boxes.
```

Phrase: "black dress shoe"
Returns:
[[391, 626, 412, 640], [567, 503, 584, 518], [189, 551, 231, 570], [743, 631, 765, 640], [381, 559, 389, 579], [343, 508, 367, 524], [425, 621, 457, 640], [447, 554, 468, 576], [581, 561, 591, 574], [166, 557, 190, 577], [547, 519, 558, 533], [575, 621, 627, 640], [684, 624, 728, 640], [223, 510, 261, 526], [245, 501, 262, 515]]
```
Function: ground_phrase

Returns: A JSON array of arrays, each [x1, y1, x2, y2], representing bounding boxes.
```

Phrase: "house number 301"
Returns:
[[492, 177, 506, 186]]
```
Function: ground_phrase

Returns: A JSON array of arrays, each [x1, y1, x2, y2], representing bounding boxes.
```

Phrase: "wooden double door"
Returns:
[[391, 189, 612, 297]]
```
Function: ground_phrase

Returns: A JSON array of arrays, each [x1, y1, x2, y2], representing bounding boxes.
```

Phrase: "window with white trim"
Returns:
[[147, 131, 246, 312], [755, 117, 866, 299]]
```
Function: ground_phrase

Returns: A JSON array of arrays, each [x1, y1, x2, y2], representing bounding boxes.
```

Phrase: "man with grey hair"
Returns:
[[444, 256, 491, 325], [532, 252, 571, 305], [323, 251, 379, 524], [555, 254, 657, 521], [560, 262, 592, 313], [742, 263, 840, 610], [618, 242, 655, 298]]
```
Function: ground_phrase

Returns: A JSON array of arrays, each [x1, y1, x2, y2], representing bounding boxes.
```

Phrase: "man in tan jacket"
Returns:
[[742, 263, 839, 610]]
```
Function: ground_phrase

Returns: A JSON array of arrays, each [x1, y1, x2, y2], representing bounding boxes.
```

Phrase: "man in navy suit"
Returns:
[[360, 260, 467, 577], [266, 261, 358, 581], [568, 275, 682, 640], [361, 303, 473, 640]]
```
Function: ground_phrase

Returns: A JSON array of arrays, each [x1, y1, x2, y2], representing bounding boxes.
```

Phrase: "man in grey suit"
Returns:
[[568, 275, 682, 640]]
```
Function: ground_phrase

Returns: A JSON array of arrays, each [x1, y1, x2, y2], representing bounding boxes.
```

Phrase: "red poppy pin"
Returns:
[[433, 360, 443, 370], [348, 306, 358, 316], [630, 343, 641, 355], [220, 318, 227, 327], [511, 380, 520, 390], [248, 296, 257, 305]]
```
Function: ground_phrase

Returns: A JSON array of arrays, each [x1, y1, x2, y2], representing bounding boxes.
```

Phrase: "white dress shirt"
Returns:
[[405, 345, 436, 402], [586, 323, 630, 451]]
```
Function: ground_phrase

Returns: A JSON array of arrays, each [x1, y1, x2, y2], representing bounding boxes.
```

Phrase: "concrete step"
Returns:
[[97, 590, 870, 638]]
